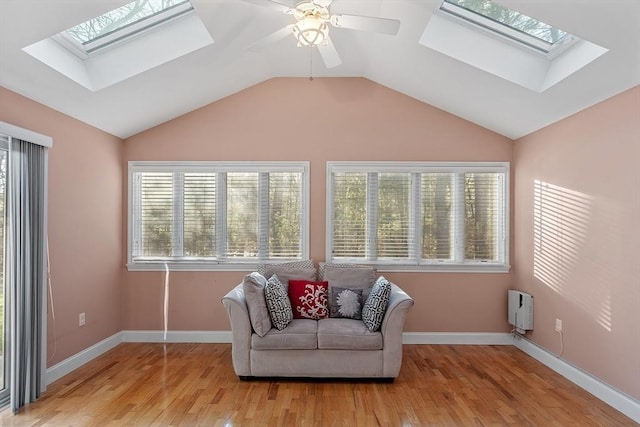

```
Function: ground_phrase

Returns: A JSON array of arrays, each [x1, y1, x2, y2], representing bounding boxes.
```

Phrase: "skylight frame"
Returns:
[[54, 0, 194, 58], [439, 0, 576, 55]]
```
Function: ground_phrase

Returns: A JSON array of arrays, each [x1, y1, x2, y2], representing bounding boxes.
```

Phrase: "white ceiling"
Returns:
[[1, 0, 639, 140]]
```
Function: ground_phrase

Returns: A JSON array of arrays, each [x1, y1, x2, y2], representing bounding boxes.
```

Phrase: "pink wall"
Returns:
[[513, 85, 640, 399], [123, 78, 514, 334], [0, 87, 124, 366]]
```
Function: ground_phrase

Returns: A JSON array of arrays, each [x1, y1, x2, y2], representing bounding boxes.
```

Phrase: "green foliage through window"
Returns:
[[328, 162, 508, 270], [129, 162, 308, 268]]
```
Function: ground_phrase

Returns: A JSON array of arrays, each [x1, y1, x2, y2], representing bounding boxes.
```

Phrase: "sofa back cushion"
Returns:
[[323, 265, 376, 300], [242, 272, 271, 337]]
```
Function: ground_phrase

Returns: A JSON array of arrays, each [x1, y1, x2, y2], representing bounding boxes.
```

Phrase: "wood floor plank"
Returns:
[[0, 343, 636, 426]]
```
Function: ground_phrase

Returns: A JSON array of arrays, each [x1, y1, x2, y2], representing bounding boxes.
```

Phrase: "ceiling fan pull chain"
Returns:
[[309, 46, 314, 81]]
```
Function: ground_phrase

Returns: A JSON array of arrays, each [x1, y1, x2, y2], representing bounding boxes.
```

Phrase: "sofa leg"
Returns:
[[238, 375, 253, 381]]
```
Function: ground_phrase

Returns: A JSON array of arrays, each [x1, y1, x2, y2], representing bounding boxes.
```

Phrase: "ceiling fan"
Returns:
[[247, 0, 401, 68]]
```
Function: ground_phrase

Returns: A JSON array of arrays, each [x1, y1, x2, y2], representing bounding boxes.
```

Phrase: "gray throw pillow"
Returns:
[[362, 276, 392, 332], [264, 274, 293, 330], [242, 272, 271, 337], [329, 287, 363, 319]]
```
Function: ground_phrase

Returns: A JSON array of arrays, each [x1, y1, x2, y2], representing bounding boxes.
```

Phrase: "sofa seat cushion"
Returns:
[[251, 319, 318, 350], [317, 318, 383, 350]]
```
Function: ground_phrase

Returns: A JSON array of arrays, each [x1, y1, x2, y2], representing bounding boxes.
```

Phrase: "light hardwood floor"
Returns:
[[0, 343, 635, 426]]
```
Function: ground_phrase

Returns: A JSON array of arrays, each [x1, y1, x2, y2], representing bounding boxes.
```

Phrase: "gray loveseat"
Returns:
[[222, 282, 414, 380]]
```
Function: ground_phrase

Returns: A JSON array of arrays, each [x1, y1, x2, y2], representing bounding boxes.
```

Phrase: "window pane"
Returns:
[[0, 149, 6, 391], [226, 173, 258, 258], [269, 172, 302, 258], [140, 172, 173, 257], [332, 172, 367, 258], [183, 173, 215, 257], [465, 172, 501, 261], [422, 173, 454, 260], [377, 173, 410, 259], [444, 0, 568, 44], [66, 0, 190, 44]]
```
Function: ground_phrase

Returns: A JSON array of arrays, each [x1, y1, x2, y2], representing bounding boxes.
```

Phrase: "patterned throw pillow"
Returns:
[[329, 287, 363, 319], [257, 259, 316, 275], [257, 260, 317, 286], [264, 274, 293, 330], [288, 280, 329, 320], [362, 276, 392, 332]]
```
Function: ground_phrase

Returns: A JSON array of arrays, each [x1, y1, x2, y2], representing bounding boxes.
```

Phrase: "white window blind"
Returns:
[[136, 172, 173, 258], [128, 162, 309, 271], [225, 172, 259, 259], [327, 162, 509, 272], [183, 173, 216, 257], [332, 172, 367, 258], [268, 172, 304, 258]]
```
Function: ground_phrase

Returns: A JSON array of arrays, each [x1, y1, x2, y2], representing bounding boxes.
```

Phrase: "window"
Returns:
[[327, 162, 509, 272], [128, 162, 309, 270], [55, 0, 194, 57], [24, 0, 213, 91], [0, 135, 7, 404], [440, 0, 575, 55]]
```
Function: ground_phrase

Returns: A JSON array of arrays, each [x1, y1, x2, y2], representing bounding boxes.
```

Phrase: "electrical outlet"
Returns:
[[79, 312, 86, 327], [555, 318, 562, 332]]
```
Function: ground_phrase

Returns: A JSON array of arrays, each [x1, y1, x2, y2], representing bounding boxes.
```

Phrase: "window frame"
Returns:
[[127, 161, 310, 271], [326, 161, 510, 273]]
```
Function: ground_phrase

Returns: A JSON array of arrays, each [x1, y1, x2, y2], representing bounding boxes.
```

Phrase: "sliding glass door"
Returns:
[[0, 139, 7, 405]]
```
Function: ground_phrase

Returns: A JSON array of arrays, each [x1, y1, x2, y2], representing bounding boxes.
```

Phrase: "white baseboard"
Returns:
[[402, 332, 513, 345], [121, 330, 232, 343], [513, 334, 640, 424], [46, 330, 639, 424], [46, 332, 123, 385]]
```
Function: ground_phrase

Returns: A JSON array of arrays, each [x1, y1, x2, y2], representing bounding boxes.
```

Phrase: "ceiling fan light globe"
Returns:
[[293, 18, 328, 46]]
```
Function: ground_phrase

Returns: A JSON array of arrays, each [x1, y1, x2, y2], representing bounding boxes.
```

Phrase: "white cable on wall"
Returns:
[[163, 262, 170, 341], [46, 236, 57, 362]]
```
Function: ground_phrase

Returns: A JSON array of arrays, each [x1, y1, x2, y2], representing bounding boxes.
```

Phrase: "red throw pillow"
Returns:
[[288, 280, 329, 319]]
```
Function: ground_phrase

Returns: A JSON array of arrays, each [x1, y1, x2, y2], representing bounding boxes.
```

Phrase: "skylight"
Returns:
[[440, 0, 574, 54], [23, 0, 213, 91], [419, 0, 608, 92], [58, 0, 194, 57]]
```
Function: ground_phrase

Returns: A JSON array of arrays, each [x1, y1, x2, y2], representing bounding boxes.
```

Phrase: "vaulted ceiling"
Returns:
[[1, 0, 639, 140]]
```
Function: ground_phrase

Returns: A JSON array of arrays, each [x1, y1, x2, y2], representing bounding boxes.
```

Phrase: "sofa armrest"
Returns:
[[222, 284, 252, 376], [380, 283, 414, 377]]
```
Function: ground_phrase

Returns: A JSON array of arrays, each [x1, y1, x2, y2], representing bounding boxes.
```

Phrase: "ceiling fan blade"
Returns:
[[243, 0, 294, 14], [248, 26, 293, 51], [330, 14, 401, 35], [317, 37, 342, 68]]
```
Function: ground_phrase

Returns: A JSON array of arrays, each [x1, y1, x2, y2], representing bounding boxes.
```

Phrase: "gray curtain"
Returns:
[[7, 139, 46, 413]]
